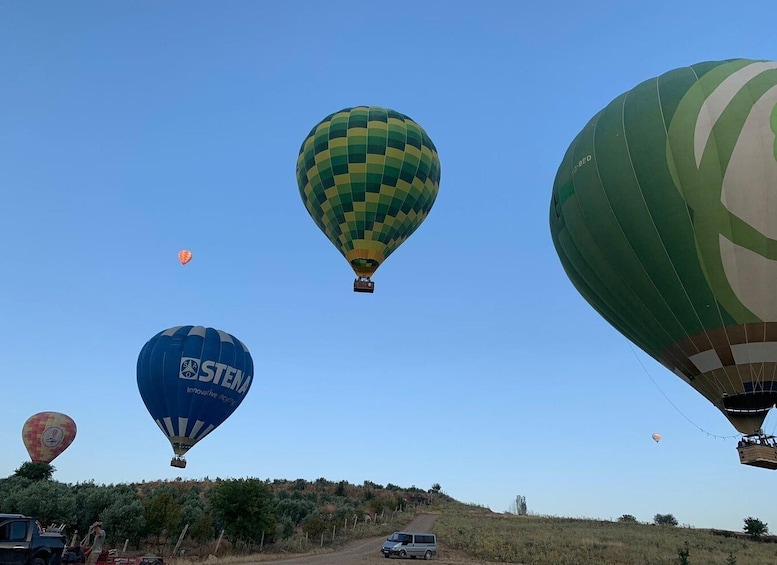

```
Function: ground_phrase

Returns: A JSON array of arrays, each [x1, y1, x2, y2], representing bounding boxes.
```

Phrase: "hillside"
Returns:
[[3, 469, 777, 564]]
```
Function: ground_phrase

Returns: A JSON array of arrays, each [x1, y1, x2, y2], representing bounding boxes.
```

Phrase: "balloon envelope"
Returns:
[[178, 250, 192, 265], [296, 106, 441, 279], [652, 433, 662, 443], [136, 325, 254, 459], [22, 412, 77, 464], [550, 58, 777, 435]]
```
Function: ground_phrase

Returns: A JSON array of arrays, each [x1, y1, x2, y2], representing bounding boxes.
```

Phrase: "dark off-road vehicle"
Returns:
[[0, 513, 66, 565]]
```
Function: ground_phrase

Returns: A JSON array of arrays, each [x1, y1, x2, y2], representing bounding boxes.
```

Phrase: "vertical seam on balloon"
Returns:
[[746, 76, 777, 394], [153, 334, 173, 445], [393, 115, 417, 264], [563, 118, 688, 376], [169, 330, 180, 444], [557, 123, 664, 365], [693, 69, 750, 398], [570, 89, 692, 378], [606, 86, 700, 376], [191, 326, 209, 445], [374, 107, 392, 276], [655, 67, 742, 400]]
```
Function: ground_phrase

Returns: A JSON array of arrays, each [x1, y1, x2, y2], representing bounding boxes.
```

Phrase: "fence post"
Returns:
[[260, 531, 265, 552], [214, 529, 225, 555], [320, 532, 324, 547], [172, 523, 189, 558]]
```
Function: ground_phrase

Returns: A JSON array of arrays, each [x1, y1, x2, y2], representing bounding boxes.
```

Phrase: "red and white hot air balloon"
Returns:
[[22, 412, 77, 464], [178, 250, 192, 266]]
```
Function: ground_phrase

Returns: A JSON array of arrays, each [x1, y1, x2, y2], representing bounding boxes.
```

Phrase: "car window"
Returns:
[[9, 521, 29, 541]]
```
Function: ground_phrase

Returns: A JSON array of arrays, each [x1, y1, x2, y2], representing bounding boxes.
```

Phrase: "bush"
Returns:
[[677, 541, 690, 565], [618, 514, 638, 523], [301, 515, 328, 538], [654, 513, 678, 526], [743, 517, 768, 541]]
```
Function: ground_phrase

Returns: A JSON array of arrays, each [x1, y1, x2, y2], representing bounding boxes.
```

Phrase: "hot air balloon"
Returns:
[[22, 412, 77, 464], [549, 58, 777, 469], [296, 106, 441, 293], [652, 433, 662, 444], [178, 250, 192, 265], [136, 325, 254, 468]]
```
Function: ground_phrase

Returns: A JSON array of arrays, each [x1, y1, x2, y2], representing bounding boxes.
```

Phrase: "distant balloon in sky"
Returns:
[[136, 325, 254, 468], [178, 250, 192, 265], [652, 433, 662, 444], [550, 58, 777, 439], [296, 106, 441, 293], [22, 412, 77, 464]]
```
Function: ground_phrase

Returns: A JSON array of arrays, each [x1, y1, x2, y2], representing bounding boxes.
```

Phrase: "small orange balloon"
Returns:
[[178, 250, 192, 265]]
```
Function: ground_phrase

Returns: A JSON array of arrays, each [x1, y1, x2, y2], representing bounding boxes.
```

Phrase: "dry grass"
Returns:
[[433, 512, 777, 564]]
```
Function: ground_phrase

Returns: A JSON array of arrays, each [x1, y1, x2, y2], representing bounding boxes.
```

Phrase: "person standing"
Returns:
[[86, 522, 106, 565]]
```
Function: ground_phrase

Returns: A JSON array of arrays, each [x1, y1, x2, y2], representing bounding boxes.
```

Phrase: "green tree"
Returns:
[[144, 491, 182, 550], [178, 489, 206, 535], [280, 518, 294, 540], [276, 498, 316, 526], [618, 514, 638, 523], [72, 482, 116, 535], [654, 513, 679, 526], [368, 497, 391, 516], [189, 513, 214, 545], [0, 476, 32, 513], [14, 480, 77, 525], [301, 515, 327, 538], [208, 478, 277, 545], [14, 462, 55, 482], [101, 487, 146, 549], [430, 483, 441, 494], [743, 517, 768, 541]]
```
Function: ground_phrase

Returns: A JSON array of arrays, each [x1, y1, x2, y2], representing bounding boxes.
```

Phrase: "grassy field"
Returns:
[[432, 510, 777, 564]]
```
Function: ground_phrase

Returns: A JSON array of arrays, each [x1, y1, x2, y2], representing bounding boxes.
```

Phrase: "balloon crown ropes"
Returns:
[[136, 325, 254, 468], [296, 106, 441, 293], [549, 58, 777, 469]]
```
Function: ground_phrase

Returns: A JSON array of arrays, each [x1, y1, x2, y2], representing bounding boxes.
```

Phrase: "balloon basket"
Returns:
[[354, 278, 375, 293], [170, 457, 187, 469], [737, 436, 777, 470]]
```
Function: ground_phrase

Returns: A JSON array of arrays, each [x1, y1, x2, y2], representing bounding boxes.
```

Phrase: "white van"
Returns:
[[381, 531, 437, 559]]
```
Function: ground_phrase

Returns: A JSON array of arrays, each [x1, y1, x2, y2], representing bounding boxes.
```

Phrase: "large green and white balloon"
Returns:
[[550, 58, 777, 434]]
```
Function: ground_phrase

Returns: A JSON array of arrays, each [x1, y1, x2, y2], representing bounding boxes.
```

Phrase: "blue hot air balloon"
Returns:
[[136, 325, 254, 468]]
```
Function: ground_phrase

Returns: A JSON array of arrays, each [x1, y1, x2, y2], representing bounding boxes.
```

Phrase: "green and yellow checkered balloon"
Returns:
[[296, 106, 441, 279]]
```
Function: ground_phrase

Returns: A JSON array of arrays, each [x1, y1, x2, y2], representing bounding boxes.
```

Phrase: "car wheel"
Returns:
[[424, 550, 432, 560], [399, 549, 407, 559]]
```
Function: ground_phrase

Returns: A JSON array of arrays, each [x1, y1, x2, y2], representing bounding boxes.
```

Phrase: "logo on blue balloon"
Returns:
[[180, 358, 200, 379]]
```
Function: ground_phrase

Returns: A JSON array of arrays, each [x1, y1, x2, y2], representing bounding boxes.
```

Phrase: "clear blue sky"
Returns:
[[1, 1, 775, 532]]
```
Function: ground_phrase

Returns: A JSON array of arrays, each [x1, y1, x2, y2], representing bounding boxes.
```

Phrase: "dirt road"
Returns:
[[255, 514, 493, 565]]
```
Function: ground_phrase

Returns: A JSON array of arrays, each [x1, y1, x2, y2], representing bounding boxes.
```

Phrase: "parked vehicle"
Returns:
[[381, 531, 437, 560], [0, 513, 67, 565]]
